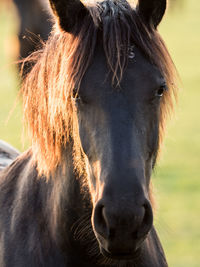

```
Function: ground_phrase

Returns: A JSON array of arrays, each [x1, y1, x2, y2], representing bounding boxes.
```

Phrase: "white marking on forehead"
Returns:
[[128, 45, 135, 59]]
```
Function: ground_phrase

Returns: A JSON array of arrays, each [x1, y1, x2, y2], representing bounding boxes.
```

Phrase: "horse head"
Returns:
[[47, 0, 168, 260], [23, 0, 175, 262]]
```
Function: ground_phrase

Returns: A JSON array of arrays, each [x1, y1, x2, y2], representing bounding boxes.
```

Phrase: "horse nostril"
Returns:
[[136, 200, 153, 239], [93, 202, 107, 238]]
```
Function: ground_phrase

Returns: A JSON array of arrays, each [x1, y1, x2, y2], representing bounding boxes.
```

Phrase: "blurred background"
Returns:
[[0, 0, 199, 266]]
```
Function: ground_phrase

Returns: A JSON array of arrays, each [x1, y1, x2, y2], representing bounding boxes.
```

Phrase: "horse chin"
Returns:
[[94, 231, 145, 262], [100, 246, 141, 261], [96, 244, 142, 266]]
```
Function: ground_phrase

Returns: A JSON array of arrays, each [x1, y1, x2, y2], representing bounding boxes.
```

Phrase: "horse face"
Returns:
[[74, 45, 166, 259], [48, 0, 167, 260]]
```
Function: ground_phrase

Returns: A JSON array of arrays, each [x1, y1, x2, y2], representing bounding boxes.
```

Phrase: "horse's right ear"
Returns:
[[49, 0, 88, 33]]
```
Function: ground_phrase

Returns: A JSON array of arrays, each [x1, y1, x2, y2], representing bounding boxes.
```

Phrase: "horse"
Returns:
[[0, 140, 20, 171], [0, 0, 177, 266], [13, 0, 52, 75]]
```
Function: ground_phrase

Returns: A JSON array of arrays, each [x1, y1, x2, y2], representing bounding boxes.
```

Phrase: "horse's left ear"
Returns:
[[49, 0, 88, 33], [137, 0, 167, 29]]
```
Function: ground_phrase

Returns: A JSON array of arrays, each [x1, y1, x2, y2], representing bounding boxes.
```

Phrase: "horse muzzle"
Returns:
[[92, 198, 153, 260]]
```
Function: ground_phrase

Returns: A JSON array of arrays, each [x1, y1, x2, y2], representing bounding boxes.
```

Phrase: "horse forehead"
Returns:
[[89, 45, 157, 78], [81, 46, 159, 97]]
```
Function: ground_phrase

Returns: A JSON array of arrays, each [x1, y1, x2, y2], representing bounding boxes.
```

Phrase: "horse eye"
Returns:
[[156, 84, 167, 97], [72, 89, 87, 104], [73, 94, 81, 101], [72, 88, 81, 101]]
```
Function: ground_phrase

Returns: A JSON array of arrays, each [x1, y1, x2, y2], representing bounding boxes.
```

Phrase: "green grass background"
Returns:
[[0, 1, 199, 266]]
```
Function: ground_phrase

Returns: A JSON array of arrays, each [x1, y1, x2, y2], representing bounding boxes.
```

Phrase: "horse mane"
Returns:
[[21, 0, 177, 177]]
